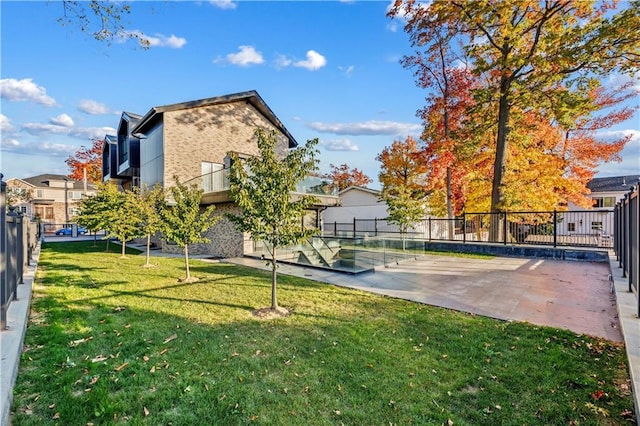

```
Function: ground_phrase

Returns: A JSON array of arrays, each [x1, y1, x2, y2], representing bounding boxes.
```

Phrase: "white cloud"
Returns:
[[50, 113, 74, 127], [338, 65, 355, 77], [0, 114, 15, 133], [0, 78, 56, 106], [225, 45, 264, 66], [1, 139, 77, 157], [294, 50, 327, 71], [78, 99, 111, 115], [597, 129, 640, 145], [319, 138, 359, 152], [118, 30, 187, 48], [308, 120, 422, 136], [22, 122, 115, 140], [274, 54, 293, 69], [210, 0, 237, 9]]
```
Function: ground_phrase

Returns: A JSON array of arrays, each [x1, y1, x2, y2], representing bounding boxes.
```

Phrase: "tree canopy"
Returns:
[[389, 0, 640, 221], [323, 163, 372, 191], [66, 138, 104, 185]]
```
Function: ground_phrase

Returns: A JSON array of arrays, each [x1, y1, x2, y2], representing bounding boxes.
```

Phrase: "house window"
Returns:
[[45, 207, 54, 219], [591, 221, 603, 231], [19, 206, 27, 214], [68, 207, 81, 217], [36, 189, 44, 198], [70, 191, 83, 200], [592, 197, 616, 208], [201, 162, 224, 192], [568, 223, 576, 232]]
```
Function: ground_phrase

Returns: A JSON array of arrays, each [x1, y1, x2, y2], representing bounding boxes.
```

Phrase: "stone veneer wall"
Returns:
[[161, 203, 248, 258]]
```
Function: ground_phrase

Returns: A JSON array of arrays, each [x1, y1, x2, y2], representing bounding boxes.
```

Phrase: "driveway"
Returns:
[[228, 254, 622, 342]]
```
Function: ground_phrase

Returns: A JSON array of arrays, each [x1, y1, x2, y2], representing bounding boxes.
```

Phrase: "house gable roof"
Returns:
[[21, 174, 96, 190], [130, 90, 298, 148], [587, 175, 640, 193], [339, 186, 381, 197]]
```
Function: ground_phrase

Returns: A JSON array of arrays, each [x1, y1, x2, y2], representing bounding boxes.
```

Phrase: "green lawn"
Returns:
[[11, 241, 634, 425]]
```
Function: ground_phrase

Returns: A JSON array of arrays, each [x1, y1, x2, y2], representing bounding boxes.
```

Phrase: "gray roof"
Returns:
[[131, 90, 298, 148], [587, 175, 640, 193], [21, 174, 96, 190]]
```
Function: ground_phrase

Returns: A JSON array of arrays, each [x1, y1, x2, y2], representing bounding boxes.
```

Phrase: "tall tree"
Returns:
[[66, 138, 104, 185], [323, 163, 373, 191], [377, 137, 429, 247], [227, 129, 319, 312], [161, 177, 219, 282], [390, 0, 640, 235]]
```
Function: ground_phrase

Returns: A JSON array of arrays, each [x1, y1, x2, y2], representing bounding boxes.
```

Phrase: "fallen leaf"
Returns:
[[143, 356, 149, 362], [159, 349, 168, 356], [163, 333, 178, 344], [53, 412, 60, 420], [49, 404, 56, 409], [91, 355, 107, 363], [114, 306, 125, 312], [114, 362, 129, 372], [89, 376, 99, 385], [143, 407, 150, 417]]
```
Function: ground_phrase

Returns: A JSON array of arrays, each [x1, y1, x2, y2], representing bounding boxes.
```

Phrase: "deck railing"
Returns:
[[185, 168, 338, 197], [323, 210, 615, 249]]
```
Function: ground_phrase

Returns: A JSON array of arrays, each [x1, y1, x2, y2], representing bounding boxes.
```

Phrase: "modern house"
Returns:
[[5, 174, 97, 227], [104, 90, 339, 257]]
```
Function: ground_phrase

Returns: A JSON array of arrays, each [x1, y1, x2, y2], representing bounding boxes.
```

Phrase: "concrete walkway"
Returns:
[[1, 241, 638, 424]]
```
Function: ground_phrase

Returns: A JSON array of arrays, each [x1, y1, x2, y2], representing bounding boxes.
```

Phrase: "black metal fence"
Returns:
[[1, 176, 39, 330], [323, 210, 614, 249], [614, 184, 639, 317]]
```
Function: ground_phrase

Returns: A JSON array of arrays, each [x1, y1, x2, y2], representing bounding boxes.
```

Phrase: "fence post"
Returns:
[[428, 217, 432, 241], [1, 175, 6, 330], [375, 217, 378, 237], [353, 217, 356, 238], [462, 211, 466, 244], [622, 193, 628, 279], [334, 221, 337, 237], [503, 211, 508, 245], [553, 210, 558, 248]]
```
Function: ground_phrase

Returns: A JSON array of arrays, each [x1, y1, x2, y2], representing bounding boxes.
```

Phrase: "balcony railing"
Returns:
[[184, 168, 338, 197]]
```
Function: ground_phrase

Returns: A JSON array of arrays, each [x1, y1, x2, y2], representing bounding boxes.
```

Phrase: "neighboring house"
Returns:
[[322, 186, 387, 226], [559, 174, 640, 236], [104, 90, 339, 257], [5, 174, 97, 225]]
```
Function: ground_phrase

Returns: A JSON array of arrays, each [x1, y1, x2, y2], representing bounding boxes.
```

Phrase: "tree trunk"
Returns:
[[145, 234, 151, 266], [446, 167, 454, 238], [490, 75, 511, 241], [121, 239, 126, 258], [184, 244, 190, 280], [271, 246, 278, 309]]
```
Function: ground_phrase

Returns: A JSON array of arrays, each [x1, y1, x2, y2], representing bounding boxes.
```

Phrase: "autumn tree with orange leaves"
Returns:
[[390, 0, 640, 239], [66, 138, 104, 184], [323, 163, 372, 191]]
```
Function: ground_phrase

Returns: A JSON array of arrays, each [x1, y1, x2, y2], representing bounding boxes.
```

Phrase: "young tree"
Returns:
[[76, 183, 121, 250], [377, 137, 429, 249], [66, 138, 104, 185], [323, 163, 373, 191], [106, 189, 141, 258], [134, 184, 167, 268], [390, 0, 640, 237], [227, 128, 320, 312], [161, 177, 219, 282]]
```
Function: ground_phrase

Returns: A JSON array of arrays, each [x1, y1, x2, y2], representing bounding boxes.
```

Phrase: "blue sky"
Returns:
[[1, 1, 638, 189]]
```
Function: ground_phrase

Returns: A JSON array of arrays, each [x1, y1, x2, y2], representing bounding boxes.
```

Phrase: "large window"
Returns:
[[568, 222, 576, 232]]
